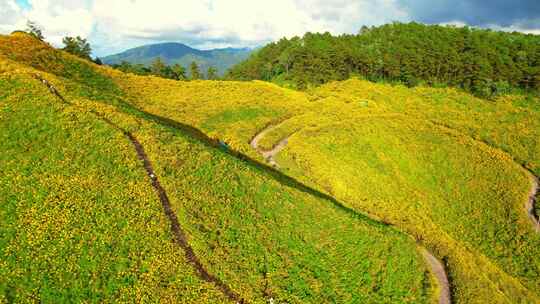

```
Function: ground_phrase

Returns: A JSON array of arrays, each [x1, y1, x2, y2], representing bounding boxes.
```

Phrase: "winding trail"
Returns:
[[250, 123, 292, 167], [35, 75, 244, 304], [249, 123, 452, 304], [420, 248, 451, 304]]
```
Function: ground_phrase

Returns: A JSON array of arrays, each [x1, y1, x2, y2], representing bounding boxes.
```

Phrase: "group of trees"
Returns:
[[24, 20, 101, 64], [112, 58, 219, 80], [227, 22, 540, 97], [62, 36, 93, 61]]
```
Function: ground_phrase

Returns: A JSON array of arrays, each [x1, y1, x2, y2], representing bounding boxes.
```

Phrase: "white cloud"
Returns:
[[1, 0, 410, 55], [438, 20, 468, 27], [91, 0, 326, 47], [0, 0, 94, 46], [25, 0, 94, 45], [486, 23, 540, 35], [0, 0, 538, 57], [295, 0, 409, 33], [438, 20, 540, 35], [0, 0, 23, 33], [88, 0, 411, 55]]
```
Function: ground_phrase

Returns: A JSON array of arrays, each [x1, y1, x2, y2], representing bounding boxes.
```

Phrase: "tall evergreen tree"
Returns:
[[207, 66, 218, 80], [190, 61, 201, 80], [172, 64, 187, 80], [227, 22, 540, 97], [25, 21, 44, 41], [151, 57, 166, 77]]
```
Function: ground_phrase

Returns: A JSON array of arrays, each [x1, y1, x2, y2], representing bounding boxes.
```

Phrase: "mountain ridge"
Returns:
[[102, 42, 252, 76]]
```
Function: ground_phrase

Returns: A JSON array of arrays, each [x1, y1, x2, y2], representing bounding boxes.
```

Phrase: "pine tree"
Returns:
[[172, 64, 187, 80], [207, 66, 218, 80], [150, 57, 166, 77], [26, 21, 44, 41], [227, 22, 540, 96], [190, 61, 201, 80]]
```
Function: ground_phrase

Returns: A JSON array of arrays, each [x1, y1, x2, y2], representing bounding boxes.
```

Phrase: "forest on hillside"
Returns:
[[226, 22, 540, 97]]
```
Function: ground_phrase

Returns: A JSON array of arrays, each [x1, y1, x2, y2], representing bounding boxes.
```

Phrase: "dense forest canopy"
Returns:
[[226, 22, 540, 97]]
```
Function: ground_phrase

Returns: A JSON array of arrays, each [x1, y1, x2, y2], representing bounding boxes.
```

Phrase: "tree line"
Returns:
[[226, 22, 540, 97], [23, 21, 219, 81], [112, 59, 219, 80]]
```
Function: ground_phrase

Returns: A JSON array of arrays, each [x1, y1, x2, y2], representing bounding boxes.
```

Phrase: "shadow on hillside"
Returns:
[[112, 98, 393, 231]]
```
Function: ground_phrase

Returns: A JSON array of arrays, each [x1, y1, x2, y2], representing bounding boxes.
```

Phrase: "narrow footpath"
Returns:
[[527, 175, 540, 233], [250, 123, 292, 168]]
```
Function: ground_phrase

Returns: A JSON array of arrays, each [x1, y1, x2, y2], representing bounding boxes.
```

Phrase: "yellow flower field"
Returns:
[[1, 32, 434, 303], [1, 31, 539, 303]]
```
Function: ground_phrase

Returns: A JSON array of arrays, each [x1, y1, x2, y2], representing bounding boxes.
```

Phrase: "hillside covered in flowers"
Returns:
[[1, 32, 539, 304]]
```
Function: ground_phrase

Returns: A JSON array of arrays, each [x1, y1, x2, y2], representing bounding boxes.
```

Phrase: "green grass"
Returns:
[[112, 74, 540, 302], [313, 79, 540, 176], [60, 74, 432, 304], [201, 107, 275, 132], [136, 121, 431, 303]]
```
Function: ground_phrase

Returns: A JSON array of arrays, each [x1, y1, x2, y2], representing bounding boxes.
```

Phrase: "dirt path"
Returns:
[[250, 123, 452, 304], [124, 134, 244, 303], [526, 175, 540, 233], [250, 124, 291, 167], [420, 248, 451, 304], [36, 75, 244, 304]]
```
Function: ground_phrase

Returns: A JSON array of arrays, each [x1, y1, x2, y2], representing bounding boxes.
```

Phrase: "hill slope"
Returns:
[[102, 42, 252, 76], [113, 53, 540, 303], [0, 32, 435, 303], [2, 32, 539, 303]]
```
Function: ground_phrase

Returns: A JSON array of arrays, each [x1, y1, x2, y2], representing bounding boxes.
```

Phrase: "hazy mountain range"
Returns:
[[102, 42, 253, 75]]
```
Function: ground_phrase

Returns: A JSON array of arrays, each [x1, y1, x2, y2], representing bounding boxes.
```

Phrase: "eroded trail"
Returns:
[[250, 123, 452, 304], [123, 134, 243, 303], [36, 75, 244, 304]]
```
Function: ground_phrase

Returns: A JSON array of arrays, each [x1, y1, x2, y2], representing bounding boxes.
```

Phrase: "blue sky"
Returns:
[[15, 0, 30, 9], [1, 0, 539, 57]]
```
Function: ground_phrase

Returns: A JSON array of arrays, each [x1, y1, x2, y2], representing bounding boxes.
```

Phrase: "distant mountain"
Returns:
[[102, 42, 252, 76]]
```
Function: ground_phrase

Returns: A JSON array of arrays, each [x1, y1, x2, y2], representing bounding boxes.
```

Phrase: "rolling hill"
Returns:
[[1, 31, 539, 303], [102, 42, 252, 76]]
